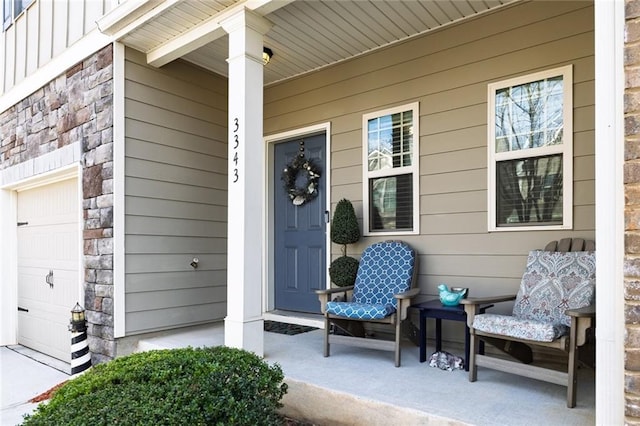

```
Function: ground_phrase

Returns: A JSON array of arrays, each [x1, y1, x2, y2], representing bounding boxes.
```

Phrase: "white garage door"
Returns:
[[17, 178, 80, 363]]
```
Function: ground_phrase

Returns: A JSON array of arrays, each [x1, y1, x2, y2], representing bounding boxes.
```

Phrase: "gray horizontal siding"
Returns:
[[124, 48, 228, 335], [265, 1, 595, 304]]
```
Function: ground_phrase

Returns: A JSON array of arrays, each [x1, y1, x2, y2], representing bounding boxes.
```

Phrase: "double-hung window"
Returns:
[[488, 65, 573, 231], [363, 102, 420, 235], [3, 0, 33, 30]]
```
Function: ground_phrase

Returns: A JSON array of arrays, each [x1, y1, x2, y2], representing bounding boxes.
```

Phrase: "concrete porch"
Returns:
[[135, 321, 595, 426]]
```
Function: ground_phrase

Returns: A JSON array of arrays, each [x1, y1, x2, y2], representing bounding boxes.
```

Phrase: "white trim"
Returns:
[[96, 0, 172, 36], [595, 0, 625, 423], [112, 41, 126, 338], [0, 142, 81, 188], [0, 188, 17, 345], [263, 312, 324, 329], [362, 102, 420, 236], [487, 65, 573, 232], [264, 122, 332, 309], [0, 28, 112, 113]]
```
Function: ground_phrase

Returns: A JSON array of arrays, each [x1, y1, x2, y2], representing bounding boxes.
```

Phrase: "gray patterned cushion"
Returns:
[[472, 250, 595, 342], [472, 313, 568, 342], [513, 250, 596, 327]]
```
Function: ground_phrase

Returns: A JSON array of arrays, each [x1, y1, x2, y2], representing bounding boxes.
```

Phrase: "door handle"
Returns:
[[325, 210, 330, 223], [45, 270, 53, 288]]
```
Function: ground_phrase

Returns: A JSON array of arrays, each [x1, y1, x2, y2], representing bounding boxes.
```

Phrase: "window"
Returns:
[[363, 102, 420, 235], [3, 0, 33, 30], [488, 65, 573, 231]]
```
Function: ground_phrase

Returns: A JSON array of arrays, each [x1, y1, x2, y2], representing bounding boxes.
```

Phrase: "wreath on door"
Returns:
[[281, 140, 322, 206]]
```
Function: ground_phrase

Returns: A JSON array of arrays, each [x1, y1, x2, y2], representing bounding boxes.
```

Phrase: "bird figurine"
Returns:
[[438, 284, 468, 307]]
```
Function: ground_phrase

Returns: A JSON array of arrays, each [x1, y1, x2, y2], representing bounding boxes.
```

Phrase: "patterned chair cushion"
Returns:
[[351, 241, 416, 311], [472, 313, 568, 342], [513, 250, 596, 327], [325, 301, 396, 320]]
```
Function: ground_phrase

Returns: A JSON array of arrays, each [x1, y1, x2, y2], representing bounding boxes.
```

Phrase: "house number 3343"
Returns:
[[232, 118, 239, 183]]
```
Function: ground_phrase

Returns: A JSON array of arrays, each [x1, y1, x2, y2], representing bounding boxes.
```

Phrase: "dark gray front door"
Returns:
[[274, 134, 326, 313]]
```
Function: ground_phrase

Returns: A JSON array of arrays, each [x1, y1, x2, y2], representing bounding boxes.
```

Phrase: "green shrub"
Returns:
[[23, 346, 288, 426], [330, 199, 360, 247], [329, 199, 361, 287], [329, 255, 360, 287]]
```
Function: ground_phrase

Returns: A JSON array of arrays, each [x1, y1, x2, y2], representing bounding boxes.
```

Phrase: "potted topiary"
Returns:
[[329, 199, 361, 287]]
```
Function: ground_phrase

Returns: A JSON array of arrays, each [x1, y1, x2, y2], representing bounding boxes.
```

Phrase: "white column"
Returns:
[[221, 9, 271, 356], [595, 0, 625, 423]]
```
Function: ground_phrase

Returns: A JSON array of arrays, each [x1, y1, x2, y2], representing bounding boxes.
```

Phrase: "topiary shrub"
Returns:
[[329, 199, 361, 287], [328, 255, 360, 287], [22, 346, 288, 426], [330, 199, 360, 247]]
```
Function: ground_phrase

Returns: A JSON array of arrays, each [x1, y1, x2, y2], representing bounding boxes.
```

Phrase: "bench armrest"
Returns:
[[566, 304, 595, 318], [567, 304, 595, 346], [460, 294, 516, 305], [395, 288, 420, 300], [316, 286, 354, 314], [395, 288, 420, 320]]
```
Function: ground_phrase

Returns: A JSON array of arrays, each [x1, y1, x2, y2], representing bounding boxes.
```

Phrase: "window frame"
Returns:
[[362, 101, 420, 236], [487, 65, 573, 232], [3, 0, 33, 31]]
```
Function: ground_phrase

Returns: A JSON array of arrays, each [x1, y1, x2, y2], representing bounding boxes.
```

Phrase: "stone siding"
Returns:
[[628, 0, 640, 421], [0, 44, 115, 364]]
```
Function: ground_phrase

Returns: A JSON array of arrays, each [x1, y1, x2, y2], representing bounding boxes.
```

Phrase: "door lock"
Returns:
[[45, 270, 53, 288]]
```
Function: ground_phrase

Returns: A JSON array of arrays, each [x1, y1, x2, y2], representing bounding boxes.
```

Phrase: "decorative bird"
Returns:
[[438, 284, 468, 307]]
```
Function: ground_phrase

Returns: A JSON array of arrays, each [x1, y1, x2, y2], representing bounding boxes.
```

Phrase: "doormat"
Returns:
[[264, 321, 318, 336]]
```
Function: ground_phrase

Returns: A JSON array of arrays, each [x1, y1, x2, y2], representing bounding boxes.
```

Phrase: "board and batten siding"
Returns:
[[264, 1, 595, 308], [124, 48, 228, 335], [0, 0, 116, 96]]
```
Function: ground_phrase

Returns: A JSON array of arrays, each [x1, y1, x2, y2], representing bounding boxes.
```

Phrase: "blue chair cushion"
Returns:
[[351, 241, 415, 310], [472, 313, 568, 342], [326, 301, 396, 320]]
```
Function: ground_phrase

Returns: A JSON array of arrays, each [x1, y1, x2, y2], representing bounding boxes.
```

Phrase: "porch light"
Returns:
[[263, 47, 273, 65], [69, 302, 86, 332]]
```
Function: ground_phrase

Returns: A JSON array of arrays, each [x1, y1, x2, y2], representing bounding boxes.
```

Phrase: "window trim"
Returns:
[[362, 101, 420, 236], [3, 0, 33, 31], [487, 65, 573, 232]]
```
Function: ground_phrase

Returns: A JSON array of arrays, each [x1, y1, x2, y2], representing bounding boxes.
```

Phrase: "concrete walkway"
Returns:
[[1, 346, 69, 426]]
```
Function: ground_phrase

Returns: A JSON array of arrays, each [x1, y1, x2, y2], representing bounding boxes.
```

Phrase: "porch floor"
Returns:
[[137, 322, 595, 426]]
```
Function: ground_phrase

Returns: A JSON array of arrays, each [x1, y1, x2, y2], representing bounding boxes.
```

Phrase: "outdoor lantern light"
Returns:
[[69, 302, 87, 332], [263, 47, 273, 65]]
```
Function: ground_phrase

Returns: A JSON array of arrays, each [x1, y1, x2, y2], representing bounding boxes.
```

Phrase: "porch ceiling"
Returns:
[[104, 0, 518, 86]]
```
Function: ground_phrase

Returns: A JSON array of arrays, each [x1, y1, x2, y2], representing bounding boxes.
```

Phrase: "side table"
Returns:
[[412, 299, 493, 371]]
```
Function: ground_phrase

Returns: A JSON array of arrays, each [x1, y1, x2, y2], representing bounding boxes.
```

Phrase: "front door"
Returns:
[[274, 134, 326, 313]]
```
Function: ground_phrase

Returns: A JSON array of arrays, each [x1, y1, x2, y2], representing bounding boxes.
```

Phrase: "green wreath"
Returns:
[[281, 155, 321, 206]]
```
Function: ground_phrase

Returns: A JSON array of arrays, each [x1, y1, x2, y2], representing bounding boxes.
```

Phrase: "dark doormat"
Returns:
[[264, 321, 318, 336]]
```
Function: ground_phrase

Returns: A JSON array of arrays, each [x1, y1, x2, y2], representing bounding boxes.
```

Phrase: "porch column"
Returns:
[[220, 9, 271, 356]]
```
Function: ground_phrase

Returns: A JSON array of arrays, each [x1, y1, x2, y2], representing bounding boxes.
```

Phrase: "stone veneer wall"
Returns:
[[628, 0, 640, 421], [0, 44, 115, 364]]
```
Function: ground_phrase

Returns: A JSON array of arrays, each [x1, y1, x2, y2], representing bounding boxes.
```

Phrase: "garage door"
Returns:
[[17, 178, 80, 363]]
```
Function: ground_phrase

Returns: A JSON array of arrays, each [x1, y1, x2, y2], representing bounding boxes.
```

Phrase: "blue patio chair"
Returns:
[[462, 238, 596, 408], [316, 240, 419, 367]]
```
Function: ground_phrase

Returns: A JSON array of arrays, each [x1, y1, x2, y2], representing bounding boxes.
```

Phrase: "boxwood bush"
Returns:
[[22, 346, 288, 425]]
